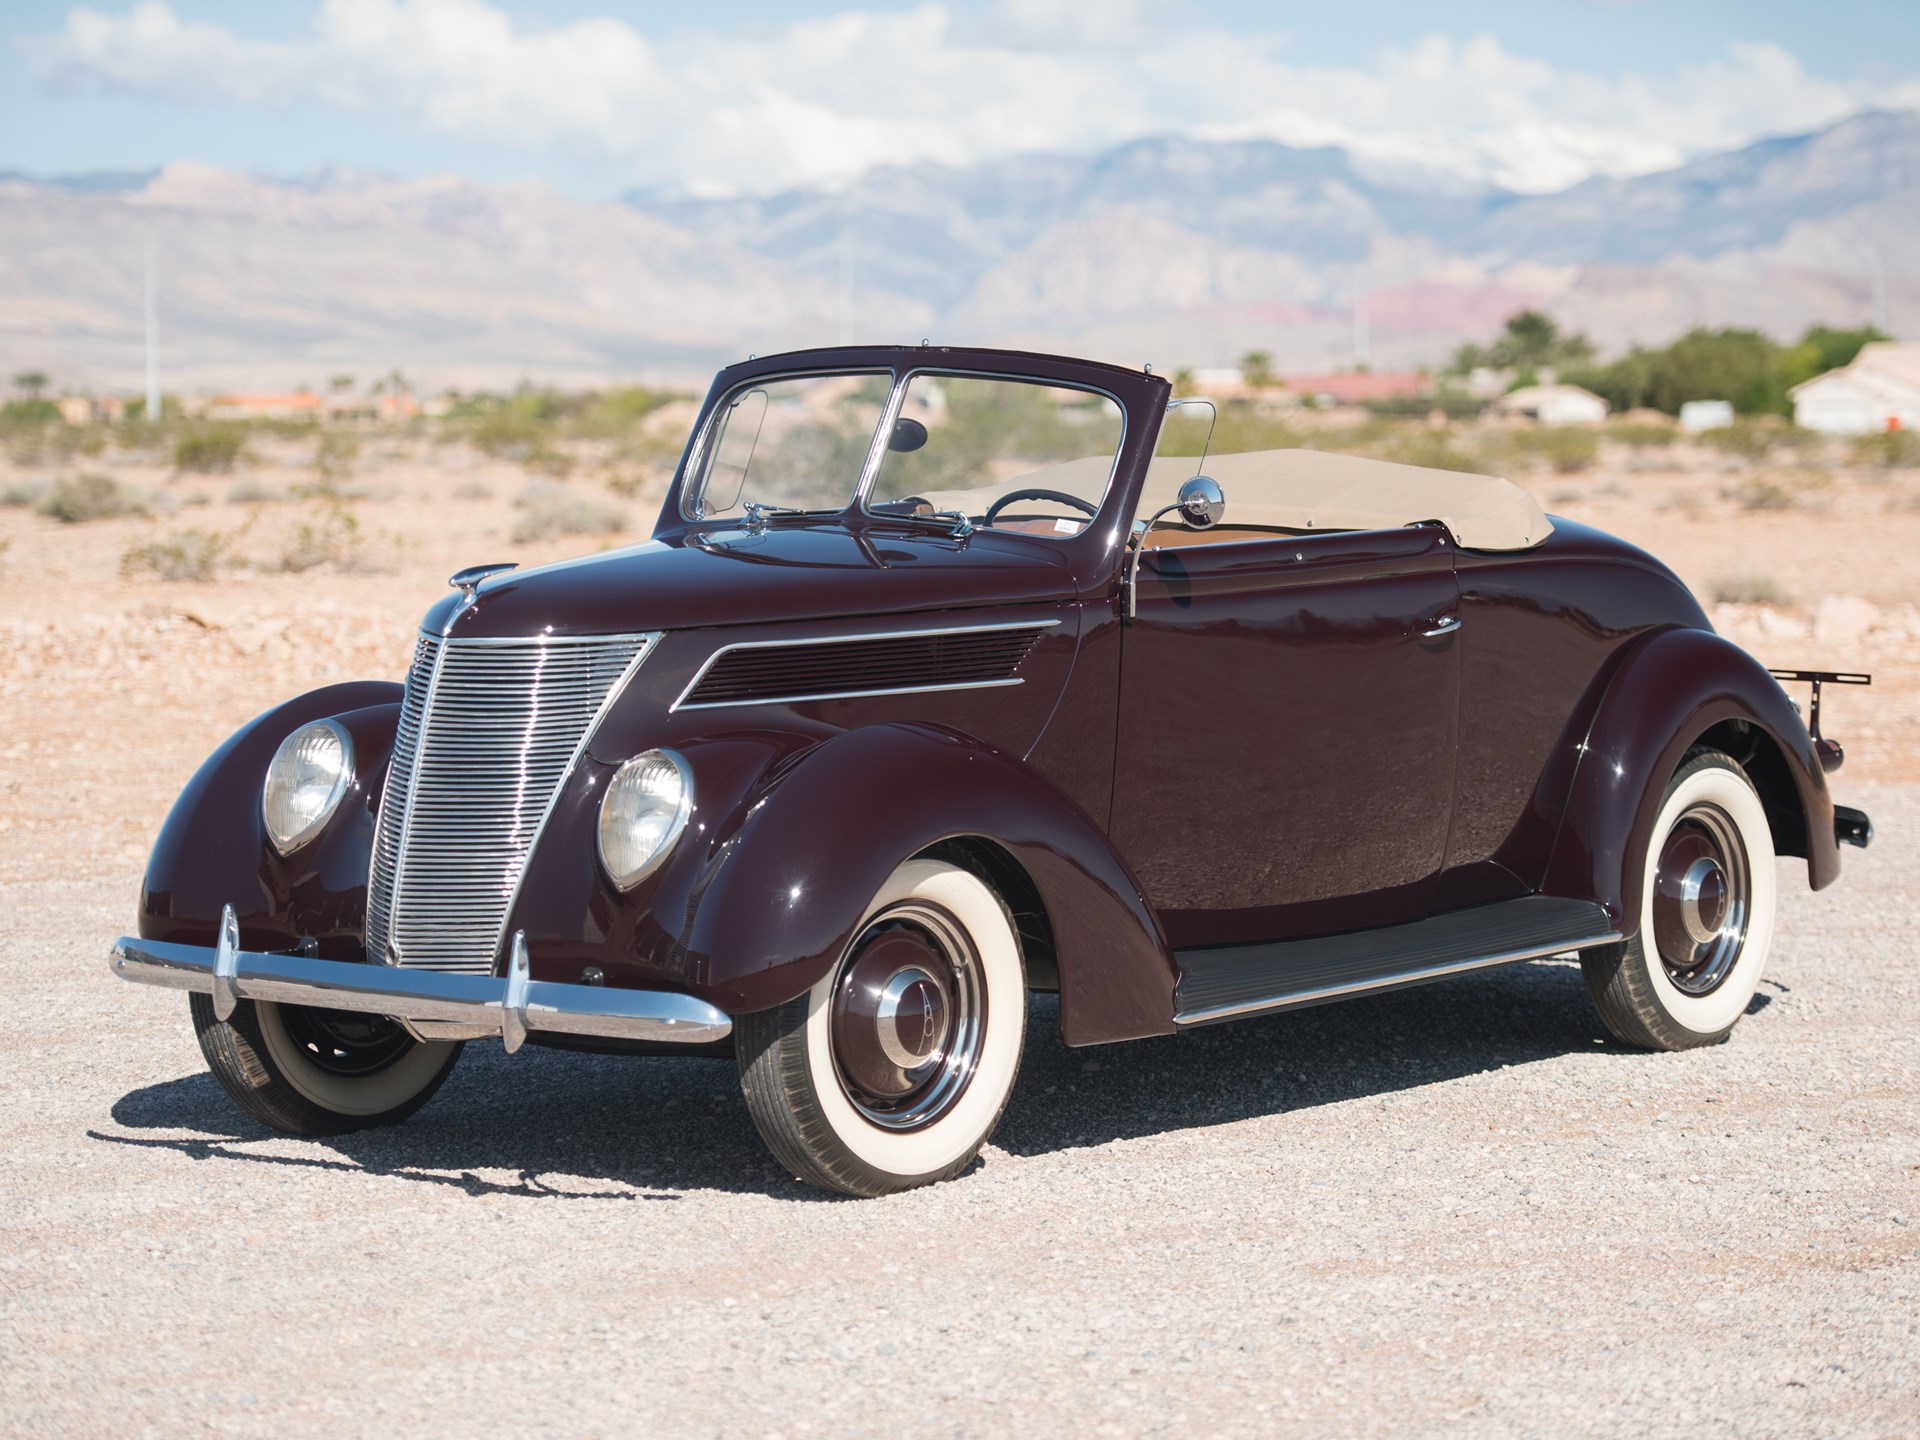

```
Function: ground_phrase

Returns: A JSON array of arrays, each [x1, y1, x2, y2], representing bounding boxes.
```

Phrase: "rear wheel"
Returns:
[[191, 993, 463, 1136], [736, 858, 1027, 1197], [1580, 750, 1777, 1050]]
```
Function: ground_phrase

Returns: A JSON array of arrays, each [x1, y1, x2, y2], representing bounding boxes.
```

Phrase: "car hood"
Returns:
[[428, 522, 1081, 639]]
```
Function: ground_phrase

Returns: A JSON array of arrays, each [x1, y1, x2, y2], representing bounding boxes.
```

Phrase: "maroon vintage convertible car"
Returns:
[[112, 344, 1873, 1196]]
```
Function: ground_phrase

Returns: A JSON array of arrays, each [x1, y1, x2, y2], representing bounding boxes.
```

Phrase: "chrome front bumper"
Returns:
[[109, 906, 731, 1053]]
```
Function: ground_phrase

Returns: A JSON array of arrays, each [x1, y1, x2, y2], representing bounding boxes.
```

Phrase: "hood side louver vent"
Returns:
[[678, 622, 1053, 709]]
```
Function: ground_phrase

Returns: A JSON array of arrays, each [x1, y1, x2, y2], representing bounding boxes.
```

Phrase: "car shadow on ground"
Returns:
[[92, 959, 1775, 1201]]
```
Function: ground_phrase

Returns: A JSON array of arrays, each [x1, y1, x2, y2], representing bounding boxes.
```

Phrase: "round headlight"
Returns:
[[262, 719, 353, 857], [598, 749, 693, 891]]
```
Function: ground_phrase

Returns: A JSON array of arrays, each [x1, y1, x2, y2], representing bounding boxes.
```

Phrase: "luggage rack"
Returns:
[[1767, 669, 1870, 742]]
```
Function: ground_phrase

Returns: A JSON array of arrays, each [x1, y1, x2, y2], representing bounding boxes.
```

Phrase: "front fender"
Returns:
[[138, 681, 402, 956], [1541, 628, 1835, 930], [681, 723, 1177, 1046]]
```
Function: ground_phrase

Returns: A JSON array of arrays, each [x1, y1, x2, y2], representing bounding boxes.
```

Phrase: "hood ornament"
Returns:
[[449, 562, 517, 598]]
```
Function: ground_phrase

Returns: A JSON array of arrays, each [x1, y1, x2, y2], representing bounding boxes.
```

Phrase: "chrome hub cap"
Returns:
[[1651, 803, 1750, 996], [829, 903, 985, 1131]]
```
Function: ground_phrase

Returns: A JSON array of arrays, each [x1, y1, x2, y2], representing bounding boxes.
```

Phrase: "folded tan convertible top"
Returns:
[[919, 448, 1553, 552]]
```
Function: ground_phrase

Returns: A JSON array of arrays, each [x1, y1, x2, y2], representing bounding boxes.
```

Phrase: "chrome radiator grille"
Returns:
[[365, 631, 656, 974]]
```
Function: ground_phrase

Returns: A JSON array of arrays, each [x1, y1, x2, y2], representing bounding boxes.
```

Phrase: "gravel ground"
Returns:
[[2, 785, 1915, 1438]]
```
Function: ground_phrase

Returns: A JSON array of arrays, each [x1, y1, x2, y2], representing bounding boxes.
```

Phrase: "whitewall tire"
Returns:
[[1581, 750, 1777, 1050], [736, 857, 1027, 1196]]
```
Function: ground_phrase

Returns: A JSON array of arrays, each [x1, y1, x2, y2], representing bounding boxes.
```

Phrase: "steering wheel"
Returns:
[[984, 488, 1099, 526]]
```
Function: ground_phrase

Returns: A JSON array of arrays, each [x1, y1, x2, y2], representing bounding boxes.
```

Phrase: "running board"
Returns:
[[1173, 895, 1618, 1028]]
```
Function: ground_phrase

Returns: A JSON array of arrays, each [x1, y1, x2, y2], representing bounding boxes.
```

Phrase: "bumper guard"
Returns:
[[109, 906, 732, 1053]]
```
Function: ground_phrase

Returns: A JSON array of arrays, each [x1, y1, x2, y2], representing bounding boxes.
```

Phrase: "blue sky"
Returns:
[[5, 1, 1917, 197]]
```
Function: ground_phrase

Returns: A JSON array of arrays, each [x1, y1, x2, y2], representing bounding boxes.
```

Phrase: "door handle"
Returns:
[[1422, 615, 1461, 638]]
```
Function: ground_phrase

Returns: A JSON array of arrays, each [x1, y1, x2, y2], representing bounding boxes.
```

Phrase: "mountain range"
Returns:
[[3, 110, 1915, 392]]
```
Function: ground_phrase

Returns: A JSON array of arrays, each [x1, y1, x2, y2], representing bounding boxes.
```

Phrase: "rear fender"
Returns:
[[138, 682, 402, 956], [1541, 628, 1835, 931], [681, 722, 1177, 1045]]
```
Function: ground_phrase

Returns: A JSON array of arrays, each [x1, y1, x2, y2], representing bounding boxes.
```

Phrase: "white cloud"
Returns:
[[20, 1, 1920, 195]]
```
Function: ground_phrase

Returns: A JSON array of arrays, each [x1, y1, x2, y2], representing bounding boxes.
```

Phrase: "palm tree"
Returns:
[[12, 371, 49, 399]]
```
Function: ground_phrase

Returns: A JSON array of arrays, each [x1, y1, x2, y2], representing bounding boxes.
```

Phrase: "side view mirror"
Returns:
[[1177, 474, 1225, 529]]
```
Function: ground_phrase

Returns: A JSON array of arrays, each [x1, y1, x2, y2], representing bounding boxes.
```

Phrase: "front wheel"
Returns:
[[191, 993, 463, 1136], [736, 858, 1027, 1197], [1580, 749, 1778, 1050]]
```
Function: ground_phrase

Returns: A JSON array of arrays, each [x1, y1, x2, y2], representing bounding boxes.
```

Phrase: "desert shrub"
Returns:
[[173, 424, 248, 474], [451, 480, 494, 500], [569, 385, 677, 441], [604, 430, 685, 497], [1710, 571, 1791, 606], [1604, 419, 1676, 448], [1513, 426, 1599, 474], [512, 482, 626, 543], [1378, 428, 1484, 473], [1547, 484, 1586, 505], [1702, 416, 1820, 462], [35, 472, 149, 522], [1727, 476, 1796, 511], [227, 476, 283, 503], [276, 499, 370, 573], [122, 528, 228, 581], [312, 430, 360, 486], [1848, 430, 1920, 469], [2, 479, 47, 507], [523, 444, 576, 479]]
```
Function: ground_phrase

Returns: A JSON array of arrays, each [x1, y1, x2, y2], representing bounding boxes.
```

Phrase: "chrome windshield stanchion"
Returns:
[[211, 904, 240, 1020]]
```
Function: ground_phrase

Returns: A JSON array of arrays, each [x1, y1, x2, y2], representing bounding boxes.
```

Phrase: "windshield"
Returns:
[[682, 368, 1126, 536], [868, 375, 1125, 537], [683, 372, 891, 521]]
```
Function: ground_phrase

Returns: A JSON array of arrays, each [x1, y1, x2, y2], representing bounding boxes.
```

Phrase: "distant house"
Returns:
[[1492, 384, 1608, 426], [1679, 400, 1735, 433], [1791, 342, 1920, 434], [56, 395, 95, 426], [205, 392, 326, 421], [1281, 372, 1427, 406]]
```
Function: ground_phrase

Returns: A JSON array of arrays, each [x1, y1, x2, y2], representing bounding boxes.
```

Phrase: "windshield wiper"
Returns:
[[874, 507, 974, 540]]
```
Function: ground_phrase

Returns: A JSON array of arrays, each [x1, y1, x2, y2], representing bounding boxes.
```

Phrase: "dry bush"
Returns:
[[1605, 420, 1676, 448], [1547, 484, 1586, 506], [452, 480, 494, 500], [312, 430, 360, 486], [1375, 428, 1484, 474], [275, 498, 383, 573], [512, 481, 626, 543], [1702, 417, 1822, 463], [227, 476, 284, 504], [1848, 430, 1920, 469], [1710, 571, 1791, 606], [35, 472, 150, 522], [1726, 476, 1796, 511], [173, 424, 249, 474], [1533, 427, 1600, 474], [122, 528, 228, 581], [2, 479, 48, 507]]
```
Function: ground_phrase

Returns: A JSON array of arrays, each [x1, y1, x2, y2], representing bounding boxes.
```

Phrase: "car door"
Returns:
[[1111, 525, 1461, 950]]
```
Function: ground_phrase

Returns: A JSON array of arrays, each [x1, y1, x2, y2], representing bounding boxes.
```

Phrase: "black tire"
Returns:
[[737, 858, 1027, 1197], [1580, 750, 1777, 1051], [190, 993, 463, 1136]]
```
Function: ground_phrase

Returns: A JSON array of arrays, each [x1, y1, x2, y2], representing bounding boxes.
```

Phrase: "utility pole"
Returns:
[[1352, 257, 1371, 371], [837, 226, 852, 347], [144, 238, 160, 420]]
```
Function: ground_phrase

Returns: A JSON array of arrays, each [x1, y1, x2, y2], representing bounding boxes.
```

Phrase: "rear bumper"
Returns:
[[1835, 805, 1874, 849], [109, 906, 732, 1053]]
